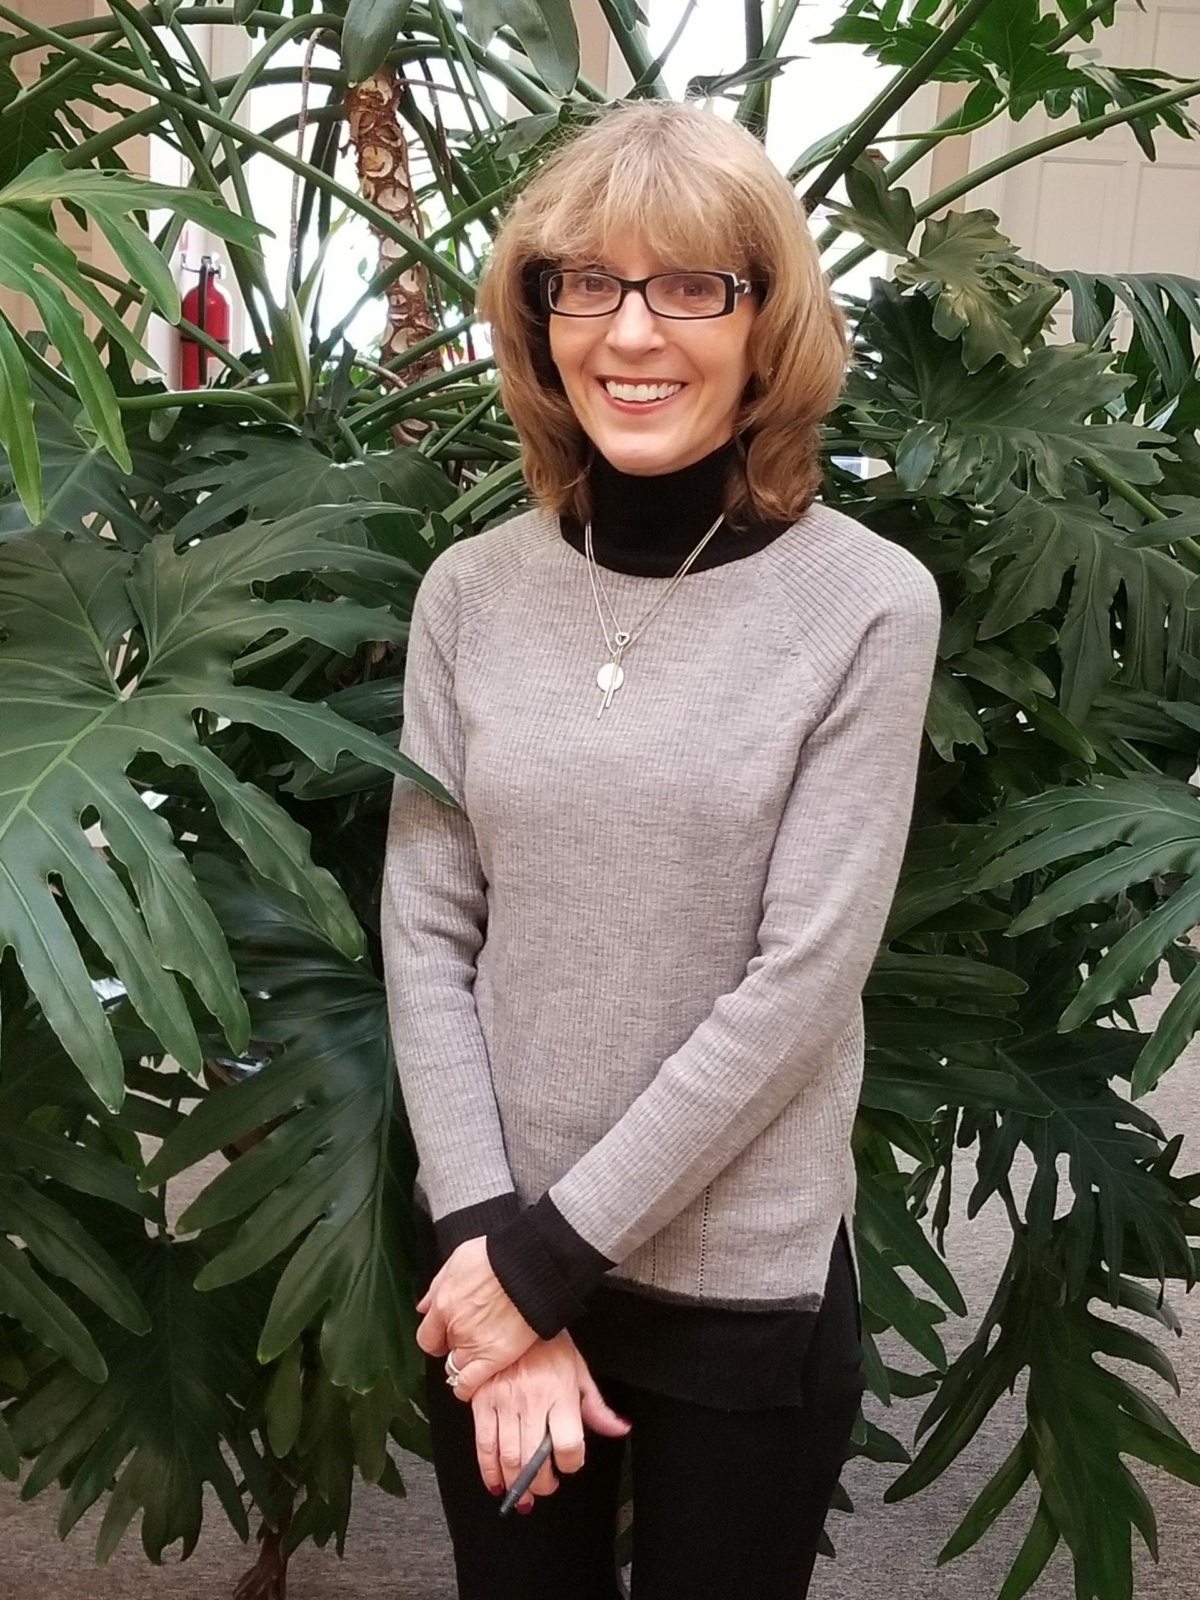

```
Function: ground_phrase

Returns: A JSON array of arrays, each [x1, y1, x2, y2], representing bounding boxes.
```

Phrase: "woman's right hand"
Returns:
[[471, 1331, 630, 1511]]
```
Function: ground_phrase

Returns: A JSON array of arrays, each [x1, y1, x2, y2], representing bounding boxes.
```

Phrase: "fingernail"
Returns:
[[516, 1501, 533, 1515], [488, 1484, 503, 1497]]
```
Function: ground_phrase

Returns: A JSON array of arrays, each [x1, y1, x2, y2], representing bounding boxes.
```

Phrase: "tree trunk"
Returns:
[[344, 68, 443, 444]]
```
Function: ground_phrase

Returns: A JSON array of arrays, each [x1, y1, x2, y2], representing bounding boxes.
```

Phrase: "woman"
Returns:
[[382, 101, 941, 1600]]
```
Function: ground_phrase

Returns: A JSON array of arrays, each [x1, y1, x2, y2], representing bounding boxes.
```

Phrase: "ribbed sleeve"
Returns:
[[380, 556, 516, 1228], [543, 575, 940, 1269]]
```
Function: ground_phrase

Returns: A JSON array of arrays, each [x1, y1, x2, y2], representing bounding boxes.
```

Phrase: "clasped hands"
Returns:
[[417, 1237, 629, 1512]]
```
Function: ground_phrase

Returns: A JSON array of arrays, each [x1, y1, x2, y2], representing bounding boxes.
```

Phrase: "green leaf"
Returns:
[[938, 1436, 1032, 1563], [12, 1227, 268, 1563], [89, 212, 181, 327], [0, 1175, 148, 1334], [0, 312, 41, 522], [0, 1125, 154, 1218], [1056, 270, 1200, 412], [1131, 964, 1200, 1098], [0, 383, 170, 548], [0, 1235, 105, 1382], [0, 511, 448, 1106], [924, 668, 988, 758], [963, 492, 1190, 722], [146, 858, 423, 1394], [968, 1032, 1187, 1296], [1060, 876, 1200, 1031], [172, 428, 455, 539], [463, 0, 579, 96], [3, 154, 264, 254], [264, 1340, 304, 1457], [823, 153, 917, 256], [995, 1496, 1059, 1600], [342, 0, 415, 84], [855, 1230, 948, 1369], [858, 283, 1167, 507], [0, 152, 266, 489], [899, 210, 1062, 372], [857, 1169, 967, 1314]]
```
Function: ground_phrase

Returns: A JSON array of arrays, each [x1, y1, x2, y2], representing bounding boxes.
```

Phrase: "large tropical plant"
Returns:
[[2, 3, 1200, 1597]]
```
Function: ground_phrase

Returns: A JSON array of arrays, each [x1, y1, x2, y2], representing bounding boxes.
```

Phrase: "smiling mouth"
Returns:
[[601, 379, 684, 404]]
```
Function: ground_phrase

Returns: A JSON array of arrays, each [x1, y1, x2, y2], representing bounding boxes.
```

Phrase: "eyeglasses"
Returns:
[[540, 268, 754, 320]]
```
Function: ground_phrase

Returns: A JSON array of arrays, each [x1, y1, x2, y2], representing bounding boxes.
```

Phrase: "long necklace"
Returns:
[[584, 510, 725, 716]]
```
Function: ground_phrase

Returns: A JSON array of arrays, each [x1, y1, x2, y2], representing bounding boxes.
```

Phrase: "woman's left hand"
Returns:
[[416, 1236, 539, 1400]]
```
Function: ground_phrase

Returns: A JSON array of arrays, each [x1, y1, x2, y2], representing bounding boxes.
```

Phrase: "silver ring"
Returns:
[[445, 1352, 462, 1388]]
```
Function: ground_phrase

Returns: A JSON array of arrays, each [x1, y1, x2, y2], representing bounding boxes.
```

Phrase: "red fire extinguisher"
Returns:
[[179, 255, 231, 389]]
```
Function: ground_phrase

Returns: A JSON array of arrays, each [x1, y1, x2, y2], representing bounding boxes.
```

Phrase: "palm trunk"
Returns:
[[344, 68, 443, 442]]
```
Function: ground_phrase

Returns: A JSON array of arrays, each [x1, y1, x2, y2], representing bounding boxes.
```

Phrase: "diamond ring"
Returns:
[[445, 1352, 463, 1389]]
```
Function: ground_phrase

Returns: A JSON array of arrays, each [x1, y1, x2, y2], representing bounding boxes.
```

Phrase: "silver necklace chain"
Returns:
[[584, 510, 725, 716]]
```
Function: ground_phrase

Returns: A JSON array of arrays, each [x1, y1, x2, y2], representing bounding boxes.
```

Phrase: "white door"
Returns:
[[968, 0, 1200, 281]]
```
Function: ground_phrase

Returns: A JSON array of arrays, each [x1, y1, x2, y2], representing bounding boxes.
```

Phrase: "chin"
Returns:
[[596, 434, 687, 476]]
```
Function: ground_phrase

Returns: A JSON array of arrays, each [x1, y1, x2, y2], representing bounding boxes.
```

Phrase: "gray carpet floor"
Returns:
[[4, 964, 1199, 1598]]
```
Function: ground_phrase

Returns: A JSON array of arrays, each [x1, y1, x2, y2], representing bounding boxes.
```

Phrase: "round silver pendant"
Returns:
[[597, 662, 625, 694]]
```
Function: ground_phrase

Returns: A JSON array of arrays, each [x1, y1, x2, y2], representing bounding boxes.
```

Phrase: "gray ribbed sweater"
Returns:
[[381, 501, 940, 1312]]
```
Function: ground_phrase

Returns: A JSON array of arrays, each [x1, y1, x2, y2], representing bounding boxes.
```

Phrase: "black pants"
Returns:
[[423, 1241, 864, 1600]]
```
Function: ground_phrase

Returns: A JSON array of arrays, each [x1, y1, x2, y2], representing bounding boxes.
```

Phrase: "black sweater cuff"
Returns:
[[486, 1194, 614, 1339], [433, 1192, 522, 1258]]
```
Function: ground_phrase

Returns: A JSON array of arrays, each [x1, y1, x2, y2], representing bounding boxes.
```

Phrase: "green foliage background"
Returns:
[[2, 2, 1200, 1595]]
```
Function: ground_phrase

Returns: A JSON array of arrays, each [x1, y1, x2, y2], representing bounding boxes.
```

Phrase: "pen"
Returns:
[[498, 1429, 554, 1516]]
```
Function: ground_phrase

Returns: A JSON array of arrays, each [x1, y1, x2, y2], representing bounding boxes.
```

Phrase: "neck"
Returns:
[[560, 439, 791, 577]]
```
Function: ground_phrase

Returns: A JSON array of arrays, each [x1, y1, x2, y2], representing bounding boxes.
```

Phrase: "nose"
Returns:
[[604, 286, 666, 355]]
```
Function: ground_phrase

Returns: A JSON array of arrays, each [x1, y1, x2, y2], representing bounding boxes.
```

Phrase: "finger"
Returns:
[[496, 1405, 524, 1496], [415, 1290, 431, 1314], [579, 1370, 632, 1438], [447, 1354, 501, 1403], [415, 1307, 448, 1358], [516, 1420, 554, 1512], [528, 1426, 559, 1498], [547, 1398, 586, 1477], [472, 1402, 504, 1498], [528, 1462, 559, 1497]]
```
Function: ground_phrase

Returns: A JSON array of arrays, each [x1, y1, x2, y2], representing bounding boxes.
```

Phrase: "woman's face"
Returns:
[[547, 243, 756, 478]]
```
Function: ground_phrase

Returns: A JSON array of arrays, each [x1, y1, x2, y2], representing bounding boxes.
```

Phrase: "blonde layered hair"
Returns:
[[476, 101, 849, 527]]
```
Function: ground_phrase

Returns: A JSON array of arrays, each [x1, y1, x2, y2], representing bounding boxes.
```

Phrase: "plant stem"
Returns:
[[885, 98, 1010, 180], [744, 0, 764, 61], [1084, 456, 1200, 570], [310, 180, 505, 359], [77, 259, 253, 378], [630, 0, 697, 99], [108, 0, 277, 355], [441, 456, 526, 524], [826, 73, 1200, 281], [421, 383, 501, 461], [596, 0, 668, 98], [2, 28, 120, 114], [802, 0, 1004, 208], [350, 357, 496, 439], [1, 7, 477, 301], [813, 96, 1011, 257], [117, 386, 298, 423], [430, 0, 501, 131], [1047, 0, 1117, 52], [738, 0, 804, 132]]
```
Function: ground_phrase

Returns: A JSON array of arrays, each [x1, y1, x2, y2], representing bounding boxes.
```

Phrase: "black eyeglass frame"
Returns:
[[538, 268, 755, 320]]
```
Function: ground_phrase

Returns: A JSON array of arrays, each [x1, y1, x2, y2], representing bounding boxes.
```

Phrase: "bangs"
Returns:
[[525, 141, 754, 274]]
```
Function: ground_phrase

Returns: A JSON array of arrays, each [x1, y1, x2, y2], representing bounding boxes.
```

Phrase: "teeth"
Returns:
[[604, 380, 682, 403]]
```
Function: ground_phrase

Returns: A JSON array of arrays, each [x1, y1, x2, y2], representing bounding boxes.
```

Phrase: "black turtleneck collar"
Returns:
[[559, 438, 793, 577]]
